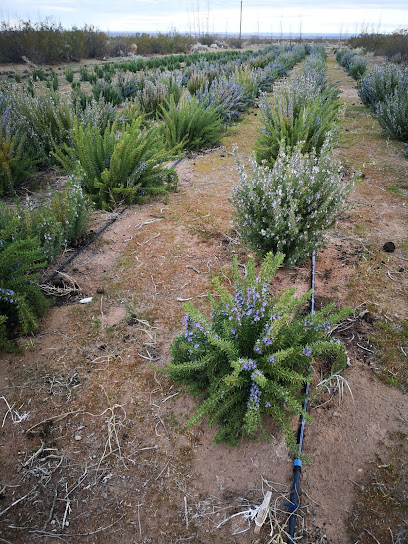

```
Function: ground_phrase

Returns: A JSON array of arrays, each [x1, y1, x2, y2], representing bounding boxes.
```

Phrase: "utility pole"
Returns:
[[239, 1, 243, 47]]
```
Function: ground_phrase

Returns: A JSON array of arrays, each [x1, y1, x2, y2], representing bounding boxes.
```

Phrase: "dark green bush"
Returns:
[[53, 117, 180, 209], [166, 252, 352, 451], [0, 237, 50, 347], [159, 95, 224, 151]]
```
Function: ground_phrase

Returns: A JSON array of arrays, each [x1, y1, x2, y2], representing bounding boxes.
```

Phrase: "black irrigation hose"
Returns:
[[40, 156, 184, 286], [287, 250, 316, 544]]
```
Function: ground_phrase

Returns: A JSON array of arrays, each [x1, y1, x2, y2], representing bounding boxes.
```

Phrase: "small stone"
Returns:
[[97, 287, 105, 294], [383, 241, 395, 253], [74, 435, 82, 441]]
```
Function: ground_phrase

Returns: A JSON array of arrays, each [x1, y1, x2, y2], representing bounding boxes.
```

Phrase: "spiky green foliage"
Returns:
[[0, 237, 50, 346], [65, 67, 74, 83], [0, 107, 32, 195], [159, 95, 224, 151], [53, 117, 179, 209], [166, 252, 352, 452]]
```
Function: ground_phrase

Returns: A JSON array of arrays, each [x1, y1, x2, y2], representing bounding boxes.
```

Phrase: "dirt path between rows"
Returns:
[[0, 54, 407, 544]]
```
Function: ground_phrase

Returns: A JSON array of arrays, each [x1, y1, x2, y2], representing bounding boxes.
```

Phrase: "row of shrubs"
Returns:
[[0, 44, 307, 349], [359, 63, 408, 142], [336, 48, 367, 80], [166, 45, 354, 451], [1, 44, 307, 197]]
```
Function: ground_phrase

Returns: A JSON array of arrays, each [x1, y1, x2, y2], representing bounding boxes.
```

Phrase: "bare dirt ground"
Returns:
[[0, 54, 407, 544]]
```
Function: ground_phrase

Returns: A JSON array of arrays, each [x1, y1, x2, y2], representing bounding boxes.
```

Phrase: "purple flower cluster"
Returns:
[[241, 359, 257, 370], [0, 288, 16, 304], [302, 346, 312, 357], [247, 381, 261, 411]]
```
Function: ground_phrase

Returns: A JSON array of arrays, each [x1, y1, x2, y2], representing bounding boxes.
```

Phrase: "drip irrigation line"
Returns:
[[40, 156, 184, 286], [287, 250, 315, 544], [40, 208, 127, 285]]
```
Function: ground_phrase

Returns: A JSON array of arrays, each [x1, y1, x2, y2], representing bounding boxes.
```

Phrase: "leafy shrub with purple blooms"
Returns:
[[232, 136, 353, 265], [255, 69, 342, 168], [166, 252, 351, 452], [196, 78, 248, 124]]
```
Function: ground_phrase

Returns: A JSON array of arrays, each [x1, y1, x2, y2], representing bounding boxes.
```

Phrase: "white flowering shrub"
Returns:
[[232, 137, 353, 265], [375, 90, 408, 142]]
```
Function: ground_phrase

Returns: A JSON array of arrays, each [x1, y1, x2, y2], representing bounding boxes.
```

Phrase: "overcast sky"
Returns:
[[1, 0, 407, 35]]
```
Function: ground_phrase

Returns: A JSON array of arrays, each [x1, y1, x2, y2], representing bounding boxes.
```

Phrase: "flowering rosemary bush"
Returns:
[[53, 117, 179, 209], [336, 49, 367, 80], [166, 252, 351, 451], [196, 78, 248, 124], [0, 182, 91, 262], [375, 90, 408, 141], [255, 72, 341, 168], [359, 64, 408, 109], [232, 138, 353, 265]]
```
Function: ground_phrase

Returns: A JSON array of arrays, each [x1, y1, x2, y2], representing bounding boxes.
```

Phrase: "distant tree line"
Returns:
[[0, 20, 248, 64], [348, 29, 408, 64]]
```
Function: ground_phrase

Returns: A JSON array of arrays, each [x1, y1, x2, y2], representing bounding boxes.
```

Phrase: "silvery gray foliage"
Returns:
[[232, 135, 353, 265]]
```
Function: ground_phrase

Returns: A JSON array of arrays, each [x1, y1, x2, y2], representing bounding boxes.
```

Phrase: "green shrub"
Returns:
[[136, 79, 169, 116], [359, 64, 407, 109], [0, 107, 32, 195], [159, 95, 224, 151], [232, 138, 353, 265], [79, 66, 91, 81], [0, 237, 50, 345], [11, 88, 74, 165], [255, 73, 341, 168], [65, 67, 74, 83], [53, 117, 179, 209], [32, 68, 46, 81], [0, 182, 91, 262], [376, 90, 408, 142], [165, 252, 352, 451]]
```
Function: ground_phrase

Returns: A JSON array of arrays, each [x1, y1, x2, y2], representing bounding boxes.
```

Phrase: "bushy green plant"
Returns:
[[0, 182, 91, 262], [32, 68, 46, 81], [255, 73, 341, 168], [348, 56, 367, 80], [232, 138, 353, 265], [92, 81, 123, 106], [159, 95, 224, 151], [136, 79, 169, 117], [0, 237, 50, 347], [65, 67, 74, 83], [53, 117, 179, 209], [10, 87, 74, 165], [79, 66, 91, 82], [375, 90, 408, 141], [359, 64, 408, 109], [0, 107, 32, 194], [46, 69, 59, 91], [166, 252, 351, 451]]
